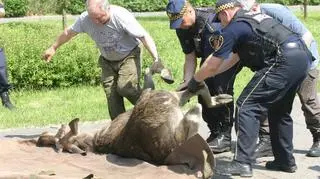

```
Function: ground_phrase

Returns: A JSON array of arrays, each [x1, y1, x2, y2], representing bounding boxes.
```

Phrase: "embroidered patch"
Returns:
[[209, 34, 224, 51]]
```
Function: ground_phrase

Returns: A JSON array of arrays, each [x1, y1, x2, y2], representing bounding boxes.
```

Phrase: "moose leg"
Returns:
[[36, 132, 58, 147], [143, 68, 155, 90], [176, 84, 233, 108], [65, 143, 87, 155], [59, 118, 81, 153], [182, 104, 202, 139]]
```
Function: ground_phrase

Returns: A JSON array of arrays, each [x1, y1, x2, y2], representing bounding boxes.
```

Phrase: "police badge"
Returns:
[[209, 34, 224, 51]]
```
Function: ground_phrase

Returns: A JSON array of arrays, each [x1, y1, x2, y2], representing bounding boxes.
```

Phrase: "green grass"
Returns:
[[0, 86, 111, 128], [1, 11, 320, 129]]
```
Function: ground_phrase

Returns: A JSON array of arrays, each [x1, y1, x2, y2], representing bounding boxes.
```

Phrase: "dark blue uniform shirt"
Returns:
[[202, 21, 222, 60], [214, 21, 253, 60], [176, 8, 222, 61]]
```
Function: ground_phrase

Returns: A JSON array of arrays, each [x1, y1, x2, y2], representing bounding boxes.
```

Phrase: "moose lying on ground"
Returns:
[[33, 62, 233, 179]]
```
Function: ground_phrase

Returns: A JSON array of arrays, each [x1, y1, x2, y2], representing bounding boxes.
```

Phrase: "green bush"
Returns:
[[27, 0, 57, 15], [110, 0, 168, 12], [21, 0, 320, 16], [0, 18, 181, 90], [56, 0, 86, 15], [4, 0, 28, 17], [65, 0, 86, 14], [0, 22, 101, 90], [189, 0, 216, 7]]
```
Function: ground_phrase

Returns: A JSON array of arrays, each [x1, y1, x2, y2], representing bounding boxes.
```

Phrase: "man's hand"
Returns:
[[187, 77, 205, 93], [150, 60, 164, 74], [150, 59, 174, 84], [42, 46, 56, 62]]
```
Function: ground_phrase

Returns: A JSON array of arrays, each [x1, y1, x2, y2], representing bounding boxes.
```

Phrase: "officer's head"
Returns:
[[166, 0, 196, 29], [237, 0, 260, 12], [213, 0, 242, 27]]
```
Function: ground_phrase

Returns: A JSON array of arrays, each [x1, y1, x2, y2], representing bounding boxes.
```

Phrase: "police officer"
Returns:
[[166, 0, 242, 153], [187, 0, 312, 176], [0, 2, 15, 110], [238, 1, 320, 158]]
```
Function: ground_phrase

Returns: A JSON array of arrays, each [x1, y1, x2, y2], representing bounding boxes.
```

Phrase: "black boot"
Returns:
[[307, 132, 320, 157], [216, 160, 253, 177], [1, 91, 15, 110], [208, 127, 231, 153], [253, 134, 273, 159], [265, 160, 297, 173], [206, 123, 221, 143]]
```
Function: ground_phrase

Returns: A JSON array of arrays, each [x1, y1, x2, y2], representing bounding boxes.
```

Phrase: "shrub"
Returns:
[[56, 0, 86, 15], [3, 0, 28, 17], [0, 19, 181, 90], [22, 0, 318, 16], [27, 0, 58, 15], [0, 22, 101, 90], [110, 0, 168, 12]]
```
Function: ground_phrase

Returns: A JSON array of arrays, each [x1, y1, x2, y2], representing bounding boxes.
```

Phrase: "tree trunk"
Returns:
[[304, 0, 308, 19], [62, 9, 67, 30]]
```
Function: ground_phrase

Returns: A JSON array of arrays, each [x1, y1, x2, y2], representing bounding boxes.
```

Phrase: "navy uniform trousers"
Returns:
[[0, 48, 10, 93], [235, 40, 312, 166]]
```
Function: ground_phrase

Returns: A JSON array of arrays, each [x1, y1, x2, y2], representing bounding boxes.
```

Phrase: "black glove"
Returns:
[[187, 77, 204, 93]]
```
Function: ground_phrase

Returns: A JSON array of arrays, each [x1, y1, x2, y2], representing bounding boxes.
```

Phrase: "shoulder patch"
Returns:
[[209, 34, 224, 51]]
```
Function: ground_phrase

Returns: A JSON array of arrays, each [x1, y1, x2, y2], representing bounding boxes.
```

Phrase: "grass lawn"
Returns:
[[0, 11, 320, 129]]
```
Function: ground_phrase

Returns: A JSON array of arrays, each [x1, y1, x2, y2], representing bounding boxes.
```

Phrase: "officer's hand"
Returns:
[[42, 46, 56, 63], [187, 77, 205, 94], [176, 80, 188, 91]]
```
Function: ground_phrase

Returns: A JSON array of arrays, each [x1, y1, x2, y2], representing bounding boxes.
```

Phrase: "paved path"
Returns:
[[0, 95, 319, 178]]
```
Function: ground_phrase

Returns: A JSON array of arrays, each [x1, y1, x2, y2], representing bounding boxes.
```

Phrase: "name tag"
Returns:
[[244, 12, 272, 22], [252, 14, 272, 23]]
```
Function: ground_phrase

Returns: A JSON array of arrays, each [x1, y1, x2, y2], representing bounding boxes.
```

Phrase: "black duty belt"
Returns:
[[281, 41, 305, 50], [280, 40, 314, 62]]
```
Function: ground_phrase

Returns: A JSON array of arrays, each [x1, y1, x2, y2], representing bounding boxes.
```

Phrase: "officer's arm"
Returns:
[[216, 53, 240, 74], [194, 55, 224, 81], [183, 51, 197, 82]]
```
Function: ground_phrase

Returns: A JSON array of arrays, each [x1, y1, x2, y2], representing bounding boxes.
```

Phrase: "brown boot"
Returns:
[[307, 131, 320, 157]]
